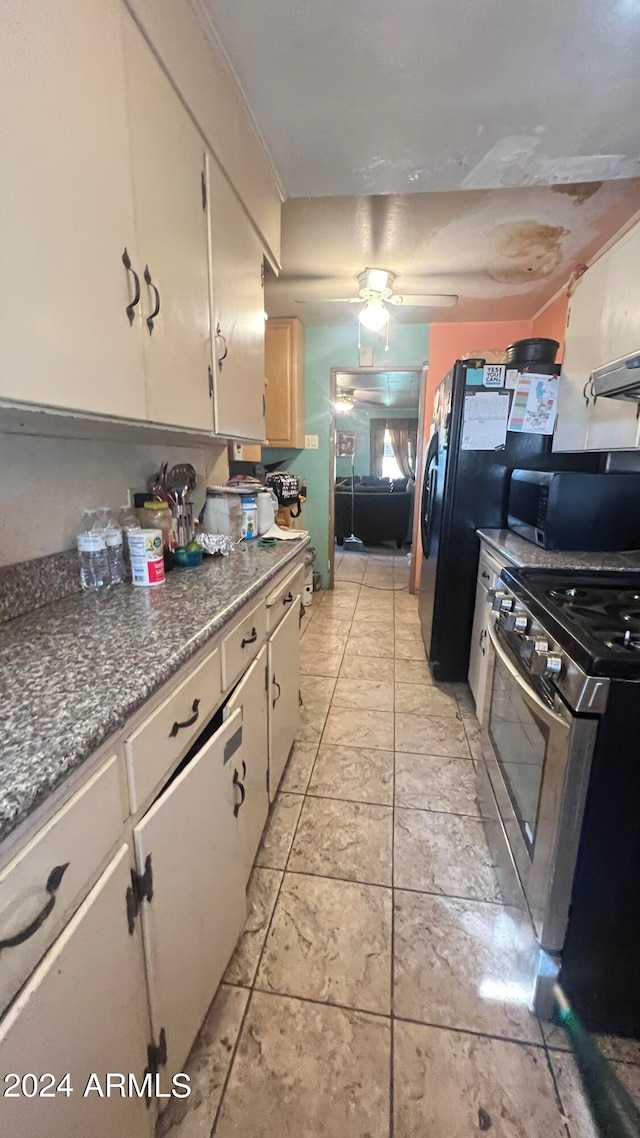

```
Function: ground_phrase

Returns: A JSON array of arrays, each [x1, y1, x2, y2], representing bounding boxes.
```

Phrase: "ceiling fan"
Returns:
[[334, 387, 387, 411], [297, 267, 458, 330]]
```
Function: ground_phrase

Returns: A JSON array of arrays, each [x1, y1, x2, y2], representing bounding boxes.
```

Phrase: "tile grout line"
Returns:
[[210, 576, 365, 1137]]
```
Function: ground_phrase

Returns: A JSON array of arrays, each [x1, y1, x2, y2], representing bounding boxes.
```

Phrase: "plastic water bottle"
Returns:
[[77, 510, 109, 591], [97, 507, 127, 586]]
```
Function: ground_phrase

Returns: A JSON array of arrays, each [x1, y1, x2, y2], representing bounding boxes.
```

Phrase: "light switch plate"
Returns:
[[359, 346, 374, 367], [305, 435, 319, 449]]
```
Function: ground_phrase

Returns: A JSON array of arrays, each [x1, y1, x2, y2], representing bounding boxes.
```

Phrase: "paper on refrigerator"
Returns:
[[507, 373, 559, 434], [460, 390, 510, 450]]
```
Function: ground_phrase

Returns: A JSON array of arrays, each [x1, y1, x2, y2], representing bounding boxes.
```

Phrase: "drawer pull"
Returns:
[[241, 627, 258, 649], [169, 698, 200, 738], [122, 248, 140, 325], [272, 675, 281, 708], [233, 764, 246, 817], [0, 864, 69, 952], [481, 570, 490, 581], [143, 264, 161, 335], [283, 592, 294, 605]]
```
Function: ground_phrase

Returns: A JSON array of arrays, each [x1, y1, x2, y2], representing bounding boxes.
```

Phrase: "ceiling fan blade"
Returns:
[[389, 294, 458, 308], [294, 297, 361, 304]]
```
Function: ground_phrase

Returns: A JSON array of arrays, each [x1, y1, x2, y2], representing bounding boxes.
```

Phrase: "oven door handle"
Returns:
[[487, 621, 570, 730]]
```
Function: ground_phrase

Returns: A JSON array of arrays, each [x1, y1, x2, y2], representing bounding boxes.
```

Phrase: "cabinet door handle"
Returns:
[[0, 864, 69, 952], [143, 265, 161, 335], [208, 365, 214, 398], [481, 570, 490, 581], [169, 698, 200, 737], [122, 248, 141, 325], [241, 628, 257, 648], [215, 324, 228, 372], [272, 675, 281, 707], [283, 592, 294, 606], [233, 768, 246, 817], [479, 628, 487, 656]]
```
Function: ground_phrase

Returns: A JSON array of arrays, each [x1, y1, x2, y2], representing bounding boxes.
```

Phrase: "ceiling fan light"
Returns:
[[365, 268, 392, 293], [334, 393, 354, 412], [358, 300, 390, 332]]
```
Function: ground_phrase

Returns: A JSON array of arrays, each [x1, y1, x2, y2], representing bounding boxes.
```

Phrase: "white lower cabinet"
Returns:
[[224, 648, 269, 881], [0, 844, 153, 1138], [132, 709, 246, 1081], [268, 600, 301, 800], [468, 578, 490, 721]]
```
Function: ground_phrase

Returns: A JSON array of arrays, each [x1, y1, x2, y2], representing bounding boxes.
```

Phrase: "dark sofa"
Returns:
[[334, 476, 413, 547]]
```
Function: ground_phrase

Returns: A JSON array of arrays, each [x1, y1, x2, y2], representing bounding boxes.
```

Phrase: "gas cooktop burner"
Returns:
[[596, 629, 640, 654], [547, 587, 592, 601], [503, 568, 640, 679]]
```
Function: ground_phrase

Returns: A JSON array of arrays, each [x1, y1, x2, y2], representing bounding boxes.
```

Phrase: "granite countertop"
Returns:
[[0, 539, 308, 846], [477, 528, 640, 572]]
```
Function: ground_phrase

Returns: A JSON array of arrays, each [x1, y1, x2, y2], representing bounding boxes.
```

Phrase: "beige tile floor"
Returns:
[[158, 549, 640, 1138]]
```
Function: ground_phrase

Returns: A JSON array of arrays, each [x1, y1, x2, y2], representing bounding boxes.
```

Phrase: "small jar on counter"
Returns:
[[138, 500, 175, 551]]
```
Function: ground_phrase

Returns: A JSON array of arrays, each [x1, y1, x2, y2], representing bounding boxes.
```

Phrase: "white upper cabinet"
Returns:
[[555, 220, 640, 453], [207, 156, 267, 442], [0, 0, 146, 419], [122, 19, 214, 432]]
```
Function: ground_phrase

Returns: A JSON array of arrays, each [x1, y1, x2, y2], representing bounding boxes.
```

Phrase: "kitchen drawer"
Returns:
[[125, 647, 222, 812], [478, 547, 506, 588], [266, 563, 304, 633], [0, 755, 124, 1019], [221, 599, 268, 690]]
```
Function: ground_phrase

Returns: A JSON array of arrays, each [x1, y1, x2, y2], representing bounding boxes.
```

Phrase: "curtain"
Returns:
[[387, 419, 417, 480], [370, 419, 386, 477]]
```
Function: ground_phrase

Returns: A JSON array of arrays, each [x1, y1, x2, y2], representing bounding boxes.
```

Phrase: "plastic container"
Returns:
[[240, 495, 258, 540], [105, 528, 127, 585], [505, 338, 559, 366], [128, 529, 165, 587], [203, 490, 242, 541], [139, 500, 175, 551], [174, 547, 203, 568], [257, 489, 278, 535]]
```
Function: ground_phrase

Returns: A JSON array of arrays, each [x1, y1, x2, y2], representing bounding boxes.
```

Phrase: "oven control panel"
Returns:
[[487, 585, 566, 681]]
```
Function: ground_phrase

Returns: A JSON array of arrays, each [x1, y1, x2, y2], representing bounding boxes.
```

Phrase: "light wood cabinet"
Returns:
[[224, 648, 269, 881], [268, 600, 301, 799], [207, 155, 266, 442], [132, 709, 246, 1078], [0, 845, 153, 1138], [0, 0, 146, 420], [122, 19, 214, 432], [265, 318, 305, 447]]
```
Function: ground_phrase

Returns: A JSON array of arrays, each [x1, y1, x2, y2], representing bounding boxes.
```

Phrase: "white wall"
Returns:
[[555, 216, 640, 452], [0, 433, 228, 567]]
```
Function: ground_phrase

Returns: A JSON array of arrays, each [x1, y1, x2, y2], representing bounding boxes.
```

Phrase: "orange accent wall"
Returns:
[[531, 292, 569, 359], [425, 319, 533, 433]]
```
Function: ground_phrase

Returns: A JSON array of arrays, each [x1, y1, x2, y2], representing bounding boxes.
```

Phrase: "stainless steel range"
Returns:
[[478, 567, 640, 1034]]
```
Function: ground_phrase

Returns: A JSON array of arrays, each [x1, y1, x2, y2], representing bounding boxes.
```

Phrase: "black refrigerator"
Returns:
[[418, 358, 555, 682]]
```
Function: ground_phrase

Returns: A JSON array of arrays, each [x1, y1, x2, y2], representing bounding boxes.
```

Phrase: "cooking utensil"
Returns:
[[168, 463, 196, 502]]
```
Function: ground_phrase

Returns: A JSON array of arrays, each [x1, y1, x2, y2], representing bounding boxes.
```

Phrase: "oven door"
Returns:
[[483, 621, 597, 951]]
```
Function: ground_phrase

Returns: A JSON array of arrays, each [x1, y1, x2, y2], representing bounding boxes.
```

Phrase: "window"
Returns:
[[381, 428, 403, 480]]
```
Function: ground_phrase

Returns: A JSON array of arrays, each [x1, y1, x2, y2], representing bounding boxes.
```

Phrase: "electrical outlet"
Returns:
[[305, 434, 319, 449]]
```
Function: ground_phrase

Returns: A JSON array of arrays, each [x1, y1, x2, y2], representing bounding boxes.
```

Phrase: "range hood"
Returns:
[[591, 350, 640, 402]]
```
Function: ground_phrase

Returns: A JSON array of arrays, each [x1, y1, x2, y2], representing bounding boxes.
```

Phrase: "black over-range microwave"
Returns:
[[508, 470, 640, 550]]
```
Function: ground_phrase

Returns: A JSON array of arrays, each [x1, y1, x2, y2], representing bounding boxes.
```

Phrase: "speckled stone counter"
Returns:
[[477, 528, 640, 572], [0, 539, 308, 845]]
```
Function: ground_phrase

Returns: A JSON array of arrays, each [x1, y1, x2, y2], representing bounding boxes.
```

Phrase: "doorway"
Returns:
[[328, 366, 425, 589]]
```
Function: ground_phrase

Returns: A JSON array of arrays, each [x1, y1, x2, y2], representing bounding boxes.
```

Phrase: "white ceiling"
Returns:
[[266, 180, 640, 323], [202, 0, 640, 198]]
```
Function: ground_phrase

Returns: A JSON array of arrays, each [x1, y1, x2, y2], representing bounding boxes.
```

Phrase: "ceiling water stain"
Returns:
[[550, 181, 603, 205], [488, 220, 568, 284]]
